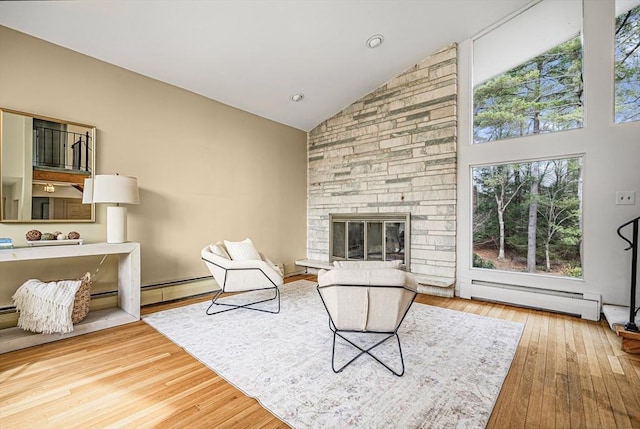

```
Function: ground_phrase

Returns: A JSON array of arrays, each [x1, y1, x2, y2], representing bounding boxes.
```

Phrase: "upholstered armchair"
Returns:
[[201, 239, 284, 315], [317, 261, 418, 376]]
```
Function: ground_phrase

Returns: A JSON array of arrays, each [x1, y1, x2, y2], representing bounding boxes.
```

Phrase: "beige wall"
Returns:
[[0, 25, 307, 297]]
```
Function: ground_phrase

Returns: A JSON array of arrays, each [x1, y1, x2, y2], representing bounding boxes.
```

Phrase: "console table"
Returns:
[[0, 242, 140, 353]]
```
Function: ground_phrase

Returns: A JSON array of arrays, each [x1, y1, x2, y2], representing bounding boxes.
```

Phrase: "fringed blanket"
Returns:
[[12, 279, 82, 334]]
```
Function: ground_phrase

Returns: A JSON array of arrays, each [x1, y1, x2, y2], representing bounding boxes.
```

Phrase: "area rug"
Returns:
[[143, 280, 523, 428]]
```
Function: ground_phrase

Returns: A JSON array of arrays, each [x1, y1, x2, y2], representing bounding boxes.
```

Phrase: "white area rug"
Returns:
[[143, 280, 523, 428]]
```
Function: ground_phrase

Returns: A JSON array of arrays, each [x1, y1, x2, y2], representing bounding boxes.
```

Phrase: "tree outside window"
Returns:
[[472, 158, 583, 278], [473, 37, 583, 143], [615, 4, 640, 124]]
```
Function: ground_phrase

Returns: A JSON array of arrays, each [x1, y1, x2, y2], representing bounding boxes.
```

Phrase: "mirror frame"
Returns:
[[0, 107, 96, 223]]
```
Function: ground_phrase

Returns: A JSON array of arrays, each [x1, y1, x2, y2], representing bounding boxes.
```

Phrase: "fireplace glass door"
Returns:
[[330, 213, 410, 269]]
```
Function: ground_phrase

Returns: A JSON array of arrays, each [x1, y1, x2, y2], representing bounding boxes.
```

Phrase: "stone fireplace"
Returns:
[[304, 44, 458, 297]]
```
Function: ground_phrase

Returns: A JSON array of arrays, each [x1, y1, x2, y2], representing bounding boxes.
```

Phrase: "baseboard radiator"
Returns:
[[463, 280, 601, 321]]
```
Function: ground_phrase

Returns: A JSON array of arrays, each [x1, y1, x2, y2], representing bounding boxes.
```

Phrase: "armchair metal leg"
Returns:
[[331, 329, 406, 377], [205, 287, 280, 315]]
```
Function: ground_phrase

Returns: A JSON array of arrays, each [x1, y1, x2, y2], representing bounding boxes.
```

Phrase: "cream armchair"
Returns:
[[201, 239, 284, 315], [317, 262, 418, 376]]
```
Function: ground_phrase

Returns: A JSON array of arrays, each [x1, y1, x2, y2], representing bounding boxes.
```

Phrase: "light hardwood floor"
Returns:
[[1, 274, 639, 428]]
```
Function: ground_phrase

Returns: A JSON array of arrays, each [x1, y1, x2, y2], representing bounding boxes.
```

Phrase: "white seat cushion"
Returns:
[[317, 268, 418, 331]]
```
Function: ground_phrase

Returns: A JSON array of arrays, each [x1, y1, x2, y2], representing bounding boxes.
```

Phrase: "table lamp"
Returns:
[[83, 174, 140, 243]]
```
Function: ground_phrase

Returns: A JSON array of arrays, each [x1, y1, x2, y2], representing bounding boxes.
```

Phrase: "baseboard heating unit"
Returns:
[[461, 280, 601, 321]]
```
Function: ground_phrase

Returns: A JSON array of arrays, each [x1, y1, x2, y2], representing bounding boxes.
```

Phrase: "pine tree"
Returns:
[[474, 36, 583, 143]]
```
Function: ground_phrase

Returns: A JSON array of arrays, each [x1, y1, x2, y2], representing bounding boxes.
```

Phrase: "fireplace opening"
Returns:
[[329, 213, 410, 270]]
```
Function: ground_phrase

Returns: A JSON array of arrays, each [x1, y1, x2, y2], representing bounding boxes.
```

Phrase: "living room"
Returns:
[[0, 0, 639, 427]]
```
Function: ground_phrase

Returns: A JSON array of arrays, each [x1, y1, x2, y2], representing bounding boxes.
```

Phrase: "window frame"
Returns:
[[458, 0, 592, 294], [469, 155, 585, 279]]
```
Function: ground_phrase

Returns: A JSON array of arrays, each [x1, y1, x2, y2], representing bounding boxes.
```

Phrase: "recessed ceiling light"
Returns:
[[366, 34, 384, 49], [290, 93, 304, 102]]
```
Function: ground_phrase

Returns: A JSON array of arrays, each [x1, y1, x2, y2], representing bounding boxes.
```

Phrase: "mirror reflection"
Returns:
[[1, 108, 95, 222]]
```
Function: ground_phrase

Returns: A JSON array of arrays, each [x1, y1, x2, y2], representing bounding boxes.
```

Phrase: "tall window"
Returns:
[[472, 157, 583, 278], [466, 0, 585, 284], [460, 0, 638, 301], [474, 37, 583, 143], [473, 0, 583, 144], [615, 3, 640, 123]]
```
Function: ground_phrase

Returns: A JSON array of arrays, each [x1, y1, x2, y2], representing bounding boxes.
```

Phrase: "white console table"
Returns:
[[0, 242, 140, 353]]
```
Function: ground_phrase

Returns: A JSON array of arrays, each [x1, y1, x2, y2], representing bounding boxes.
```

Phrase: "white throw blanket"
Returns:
[[13, 279, 83, 334]]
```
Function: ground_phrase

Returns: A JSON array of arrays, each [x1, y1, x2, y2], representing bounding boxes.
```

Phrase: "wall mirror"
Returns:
[[0, 108, 96, 223]]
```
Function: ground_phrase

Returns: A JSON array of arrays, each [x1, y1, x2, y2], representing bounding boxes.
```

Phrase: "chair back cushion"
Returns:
[[318, 268, 417, 332], [320, 286, 369, 330], [224, 238, 261, 261], [365, 286, 415, 331], [210, 242, 231, 259]]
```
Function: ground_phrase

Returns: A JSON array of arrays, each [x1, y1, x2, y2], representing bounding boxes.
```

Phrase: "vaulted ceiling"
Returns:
[[0, 1, 531, 131]]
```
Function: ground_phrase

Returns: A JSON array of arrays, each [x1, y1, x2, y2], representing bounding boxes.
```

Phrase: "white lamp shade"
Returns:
[[92, 175, 140, 204], [82, 178, 94, 204]]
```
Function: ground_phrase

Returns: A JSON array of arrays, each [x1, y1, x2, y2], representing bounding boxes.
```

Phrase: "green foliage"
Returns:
[[474, 36, 583, 143], [557, 225, 581, 246], [473, 158, 582, 277], [473, 253, 495, 269], [563, 264, 583, 278], [505, 234, 528, 253]]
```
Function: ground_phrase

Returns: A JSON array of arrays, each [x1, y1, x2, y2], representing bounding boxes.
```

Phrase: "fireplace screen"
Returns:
[[330, 213, 410, 269]]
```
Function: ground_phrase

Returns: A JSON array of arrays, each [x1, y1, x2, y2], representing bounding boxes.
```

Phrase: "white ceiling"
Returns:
[[0, 0, 531, 131]]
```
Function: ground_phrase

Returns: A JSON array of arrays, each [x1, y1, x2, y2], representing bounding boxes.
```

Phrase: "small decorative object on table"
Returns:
[[0, 237, 13, 249], [26, 230, 83, 246], [25, 229, 42, 241]]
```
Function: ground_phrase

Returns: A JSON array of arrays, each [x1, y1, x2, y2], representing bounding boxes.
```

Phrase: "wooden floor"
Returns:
[[1, 274, 639, 428]]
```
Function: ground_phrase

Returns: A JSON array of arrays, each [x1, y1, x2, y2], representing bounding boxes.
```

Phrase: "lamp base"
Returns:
[[106, 206, 128, 243]]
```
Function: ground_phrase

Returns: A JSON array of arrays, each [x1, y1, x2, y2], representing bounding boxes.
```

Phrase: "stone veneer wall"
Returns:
[[307, 44, 457, 279]]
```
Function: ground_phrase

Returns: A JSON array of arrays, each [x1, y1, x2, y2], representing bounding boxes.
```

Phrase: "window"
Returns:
[[459, 0, 638, 303], [473, 0, 583, 143], [472, 157, 583, 278], [474, 37, 583, 143], [615, 2, 640, 123]]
